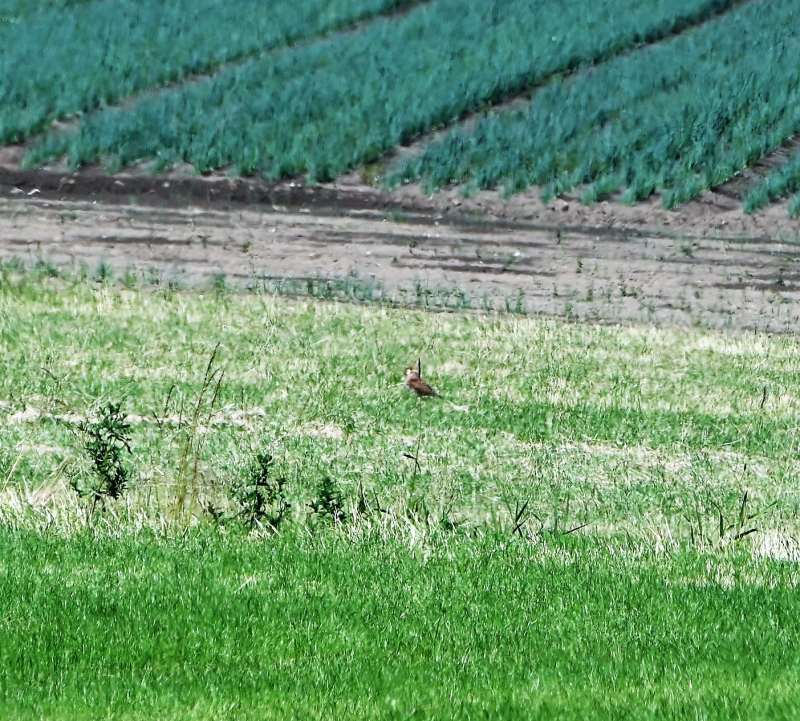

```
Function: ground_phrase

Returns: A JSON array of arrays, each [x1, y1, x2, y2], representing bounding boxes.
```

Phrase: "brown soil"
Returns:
[[1, 163, 799, 333]]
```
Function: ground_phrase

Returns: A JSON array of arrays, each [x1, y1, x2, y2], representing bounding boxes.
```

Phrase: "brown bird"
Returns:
[[405, 366, 439, 397]]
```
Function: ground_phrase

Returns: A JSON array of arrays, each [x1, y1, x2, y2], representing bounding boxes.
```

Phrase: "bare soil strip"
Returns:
[[2, 166, 799, 334]]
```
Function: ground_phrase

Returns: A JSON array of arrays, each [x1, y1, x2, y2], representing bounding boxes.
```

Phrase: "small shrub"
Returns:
[[95, 260, 113, 283], [212, 273, 227, 295], [73, 402, 132, 507], [122, 267, 138, 289], [309, 476, 345, 524], [234, 452, 291, 530]]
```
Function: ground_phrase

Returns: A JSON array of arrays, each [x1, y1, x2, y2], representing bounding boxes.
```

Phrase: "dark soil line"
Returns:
[[306, 230, 557, 251], [0, 167, 714, 241], [69, 234, 181, 247], [1, 238, 42, 247], [306, 226, 700, 251], [313, 209, 693, 241], [392, 259, 557, 277], [294, 229, 790, 266], [642, 250, 794, 268], [403, 253, 556, 271], [714, 280, 800, 292], [0, 167, 391, 212], [717, 269, 800, 284]]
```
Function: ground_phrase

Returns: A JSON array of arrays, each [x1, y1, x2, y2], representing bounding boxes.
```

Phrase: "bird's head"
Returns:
[[405, 366, 419, 379]]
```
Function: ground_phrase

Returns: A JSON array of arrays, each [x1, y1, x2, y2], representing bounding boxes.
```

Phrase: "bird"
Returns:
[[405, 366, 439, 397]]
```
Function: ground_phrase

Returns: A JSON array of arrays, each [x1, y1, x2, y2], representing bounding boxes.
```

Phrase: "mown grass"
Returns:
[[1, 270, 798, 537], [1, 271, 800, 718]]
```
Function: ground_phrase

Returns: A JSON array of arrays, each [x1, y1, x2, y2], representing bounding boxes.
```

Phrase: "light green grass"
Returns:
[[1, 272, 798, 539], [1, 273, 800, 718]]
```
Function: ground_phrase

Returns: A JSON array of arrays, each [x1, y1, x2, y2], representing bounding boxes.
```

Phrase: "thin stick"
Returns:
[[512, 500, 529, 536], [33, 454, 75, 507], [1, 428, 36, 492], [1, 450, 25, 492]]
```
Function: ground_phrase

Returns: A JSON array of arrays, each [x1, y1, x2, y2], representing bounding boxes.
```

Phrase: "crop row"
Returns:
[[392, 0, 800, 212], [0, 0, 419, 144], [26, 0, 741, 180]]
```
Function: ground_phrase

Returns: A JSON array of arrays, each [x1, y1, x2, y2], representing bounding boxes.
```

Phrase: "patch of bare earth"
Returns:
[[1, 162, 800, 333]]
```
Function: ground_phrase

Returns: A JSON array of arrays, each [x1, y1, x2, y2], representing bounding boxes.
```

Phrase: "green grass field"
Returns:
[[1, 270, 800, 718], [4, 0, 800, 715], [3, 530, 800, 720]]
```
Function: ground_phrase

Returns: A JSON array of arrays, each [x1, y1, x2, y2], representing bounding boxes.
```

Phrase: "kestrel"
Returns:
[[405, 366, 438, 397]]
